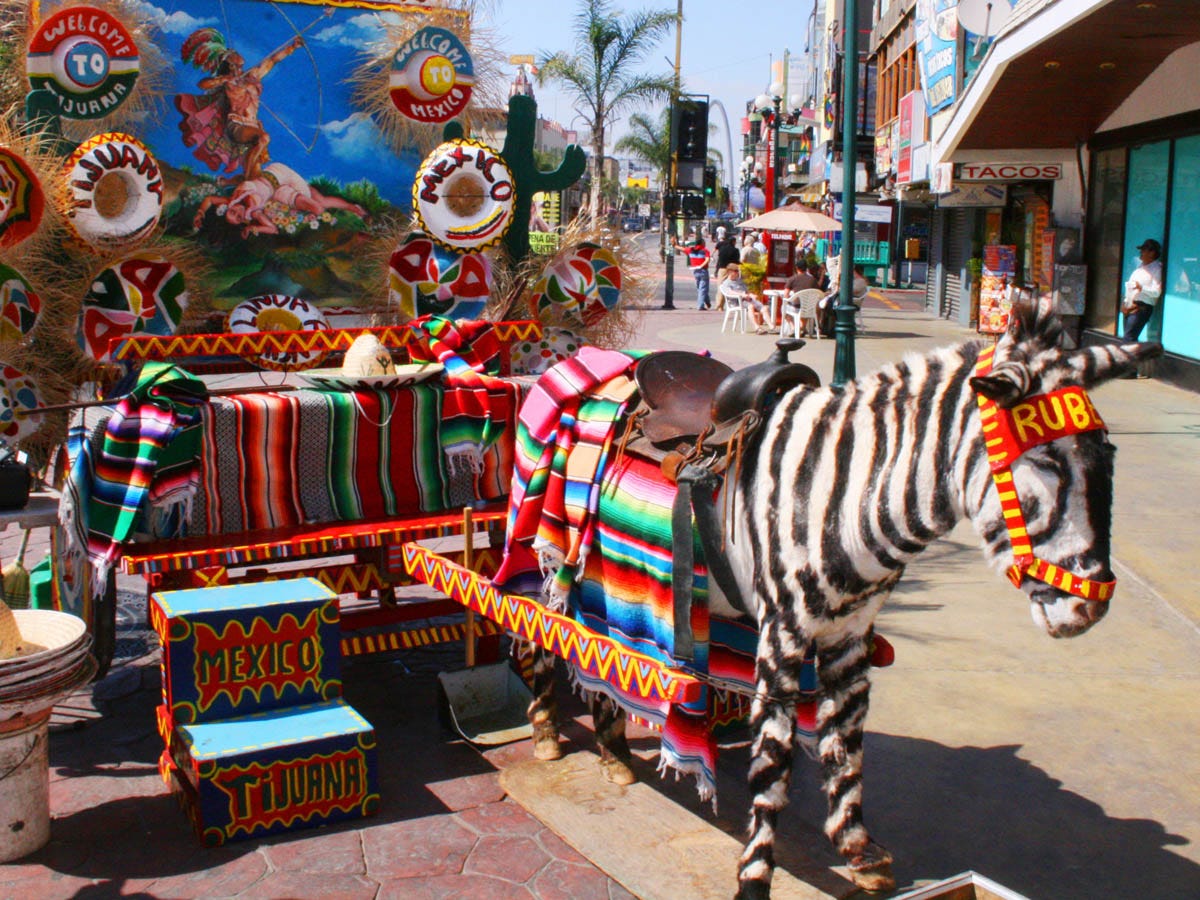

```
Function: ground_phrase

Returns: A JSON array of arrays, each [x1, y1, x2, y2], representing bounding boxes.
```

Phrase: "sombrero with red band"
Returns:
[[975, 346, 1116, 602]]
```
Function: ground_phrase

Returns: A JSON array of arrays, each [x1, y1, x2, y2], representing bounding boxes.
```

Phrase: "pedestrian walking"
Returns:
[[676, 234, 712, 309]]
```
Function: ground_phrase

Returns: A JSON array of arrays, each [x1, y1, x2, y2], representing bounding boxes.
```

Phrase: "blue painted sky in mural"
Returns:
[[135, 0, 415, 205]]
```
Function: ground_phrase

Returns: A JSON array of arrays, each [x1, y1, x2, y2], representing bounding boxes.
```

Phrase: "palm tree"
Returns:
[[538, 0, 675, 225], [614, 109, 671, 192]]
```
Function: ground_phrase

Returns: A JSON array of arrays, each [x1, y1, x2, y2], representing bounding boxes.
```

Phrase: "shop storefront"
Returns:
[[1086, 118, 1200, 387]]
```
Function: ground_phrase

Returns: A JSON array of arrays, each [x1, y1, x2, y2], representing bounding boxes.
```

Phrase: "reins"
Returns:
[[974, 346, 1115, 602]]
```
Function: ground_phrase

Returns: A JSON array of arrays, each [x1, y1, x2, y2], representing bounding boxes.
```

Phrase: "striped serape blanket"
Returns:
[[190, 382, 515, 536], [60, 362, 207, 590], [495, 351, 817, 803]]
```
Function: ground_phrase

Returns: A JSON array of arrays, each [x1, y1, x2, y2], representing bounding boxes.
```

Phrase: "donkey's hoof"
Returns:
[[599, 756, 636, 785], [848, 842, 895, 893], [533, 735, 563, 760]]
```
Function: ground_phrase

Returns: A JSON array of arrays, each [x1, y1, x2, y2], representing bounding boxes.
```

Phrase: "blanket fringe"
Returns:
[[445, 447, 484, 476], [565, 661, 718, 812]]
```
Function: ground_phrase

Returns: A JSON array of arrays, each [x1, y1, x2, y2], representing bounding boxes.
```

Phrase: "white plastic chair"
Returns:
[[721, 292, 747, 333], [782, 289, 825, 338]]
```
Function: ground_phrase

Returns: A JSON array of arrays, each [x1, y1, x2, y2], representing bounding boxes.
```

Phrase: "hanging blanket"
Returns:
[[407, 316, 508, 475], [495, 352, 817, 804], [60, 362, 207, 590]]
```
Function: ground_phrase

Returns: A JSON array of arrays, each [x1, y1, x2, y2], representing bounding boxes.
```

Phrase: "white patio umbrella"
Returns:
[[737, 201, 841, 233]]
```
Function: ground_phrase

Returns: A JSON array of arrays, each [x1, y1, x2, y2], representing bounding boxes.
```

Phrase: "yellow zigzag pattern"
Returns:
[[401, 544, 701, 704], [114, 322, 544, 361]]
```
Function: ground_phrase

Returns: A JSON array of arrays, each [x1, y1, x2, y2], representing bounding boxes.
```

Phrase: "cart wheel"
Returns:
[[90, 576, 117, 680]]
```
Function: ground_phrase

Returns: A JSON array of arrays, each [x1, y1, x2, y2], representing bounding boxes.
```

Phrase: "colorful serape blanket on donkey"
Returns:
[[190, 383, 515, 536], [494, 350, 817, 804], [60, 362, 207, 590]]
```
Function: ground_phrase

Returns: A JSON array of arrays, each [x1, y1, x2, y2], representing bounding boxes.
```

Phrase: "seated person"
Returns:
[[785, 260, 817, 293], [852, 265, 870, 302], [719, 264, 770, 332]]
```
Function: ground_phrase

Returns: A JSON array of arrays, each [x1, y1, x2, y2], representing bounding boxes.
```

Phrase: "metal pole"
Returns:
[[772, 97, 783, 209], [663, 0, 683, 310], [832, 0, 858, 387]]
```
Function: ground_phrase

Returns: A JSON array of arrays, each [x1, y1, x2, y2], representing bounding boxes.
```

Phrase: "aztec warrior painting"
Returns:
[[138, 0, 422, 307]]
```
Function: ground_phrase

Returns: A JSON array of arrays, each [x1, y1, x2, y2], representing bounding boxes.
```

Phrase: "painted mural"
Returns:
[[138, 0, 425, 308]]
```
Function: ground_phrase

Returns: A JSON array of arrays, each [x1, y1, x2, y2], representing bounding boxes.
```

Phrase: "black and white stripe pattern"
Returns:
[[726, 307, 1160, 897]]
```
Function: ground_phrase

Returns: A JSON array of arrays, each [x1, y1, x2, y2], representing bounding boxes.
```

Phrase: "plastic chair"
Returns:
[[782, 289, 825, 338], [721, 292, 747, 333], [852, 280, 869, 332]]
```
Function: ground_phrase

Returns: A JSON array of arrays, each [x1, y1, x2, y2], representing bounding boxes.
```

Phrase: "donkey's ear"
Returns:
[[1065, 341, 1164, 386], [1007, 300, 1064, 348], [970, 361, 1029, 407]]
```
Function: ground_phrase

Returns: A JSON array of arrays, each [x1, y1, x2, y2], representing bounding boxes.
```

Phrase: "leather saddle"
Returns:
[[631, 338, 820, 459]]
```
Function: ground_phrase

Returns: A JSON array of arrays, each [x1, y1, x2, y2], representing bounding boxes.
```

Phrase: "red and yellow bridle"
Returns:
[[975, 347, 1116, 603]]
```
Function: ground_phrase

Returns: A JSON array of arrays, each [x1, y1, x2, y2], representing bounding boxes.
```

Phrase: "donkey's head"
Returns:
[[968, 304, 1161, 638]]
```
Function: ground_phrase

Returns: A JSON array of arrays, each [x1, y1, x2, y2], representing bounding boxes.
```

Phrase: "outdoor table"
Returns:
[[762, 289, 789, 333]]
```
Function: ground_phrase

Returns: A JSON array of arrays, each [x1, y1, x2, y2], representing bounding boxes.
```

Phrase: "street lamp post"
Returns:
[[740, 154, 755, 217], [754, 84, 785, 212], [833, 0, 859, 386]]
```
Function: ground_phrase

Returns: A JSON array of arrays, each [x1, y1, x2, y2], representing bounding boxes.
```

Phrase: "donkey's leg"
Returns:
[[815, 633, 894, 892], [736, 621, 805, 900], [591, 691, 635, 785], [525, 642, 562, 760]]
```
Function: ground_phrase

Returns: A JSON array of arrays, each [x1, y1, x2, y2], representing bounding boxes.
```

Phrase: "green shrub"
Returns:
[[740, 259, 766, 294]]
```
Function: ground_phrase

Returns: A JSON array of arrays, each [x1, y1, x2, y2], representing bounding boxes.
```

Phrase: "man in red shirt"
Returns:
[[675, 234, 711, 309]]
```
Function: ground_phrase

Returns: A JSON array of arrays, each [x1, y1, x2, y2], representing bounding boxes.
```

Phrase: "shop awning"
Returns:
[[935, 0, 1200, 157]]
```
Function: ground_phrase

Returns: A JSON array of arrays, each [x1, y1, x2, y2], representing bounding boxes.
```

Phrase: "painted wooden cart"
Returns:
[[55, 321, 540, 675]]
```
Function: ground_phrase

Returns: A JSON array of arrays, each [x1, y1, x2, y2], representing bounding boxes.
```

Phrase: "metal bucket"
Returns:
[[0, 709, 51, 862], [437, 662, 533, 745], [435, 508, 532, 746]]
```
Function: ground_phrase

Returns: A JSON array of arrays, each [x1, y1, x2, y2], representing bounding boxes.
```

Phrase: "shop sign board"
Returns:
[[939, 182, 1008, 207], [910, 143, 931, 185], [875, 128, 892, 178], [810, 142, 827, 180], [834, 203, 893, 223], [959, 162, 1063, 181], [931, 161, 954, 194], [916, 0, 958, 114], [897, 91, 926, 184]]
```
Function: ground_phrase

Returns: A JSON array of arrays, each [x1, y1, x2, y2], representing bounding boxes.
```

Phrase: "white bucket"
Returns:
[[0, 708, 51, 863]]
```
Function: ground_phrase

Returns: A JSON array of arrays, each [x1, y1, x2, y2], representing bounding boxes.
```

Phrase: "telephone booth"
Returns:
[[765, 231, 796, 290], [763, 231, 797, 328]]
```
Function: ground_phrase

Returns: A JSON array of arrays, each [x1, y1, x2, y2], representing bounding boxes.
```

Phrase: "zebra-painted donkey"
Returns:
[[523, 306, 1160, 897]]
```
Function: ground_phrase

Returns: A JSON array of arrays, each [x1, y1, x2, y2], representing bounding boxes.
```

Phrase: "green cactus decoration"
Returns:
[[444, 94, 586, 266]]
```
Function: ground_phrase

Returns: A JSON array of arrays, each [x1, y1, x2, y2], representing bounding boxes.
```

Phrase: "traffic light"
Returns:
[[703, 166, 717, 198], [670, 98, 709, 165], [681, 193, 706, 218]]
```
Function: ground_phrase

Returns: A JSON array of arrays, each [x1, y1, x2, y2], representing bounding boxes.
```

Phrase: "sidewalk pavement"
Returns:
[[2, 299, 1197, 899]]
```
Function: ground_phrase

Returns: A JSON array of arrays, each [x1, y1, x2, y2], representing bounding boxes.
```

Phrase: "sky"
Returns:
[[487, 0, 819, 186]]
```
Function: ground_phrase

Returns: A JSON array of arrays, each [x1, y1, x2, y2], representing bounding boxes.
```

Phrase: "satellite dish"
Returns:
[[956, 0, 1013, 37]]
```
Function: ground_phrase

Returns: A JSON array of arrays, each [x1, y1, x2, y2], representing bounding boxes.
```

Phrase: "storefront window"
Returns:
[[1164, 135, 1200, 356], [1085, 147, 1126, 333], [1122, 140, 1170, 340]]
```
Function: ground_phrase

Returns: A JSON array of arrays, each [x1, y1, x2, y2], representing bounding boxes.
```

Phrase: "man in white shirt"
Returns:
[[1123, 238, 1162, 342], [720, 263, 770, 332]]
